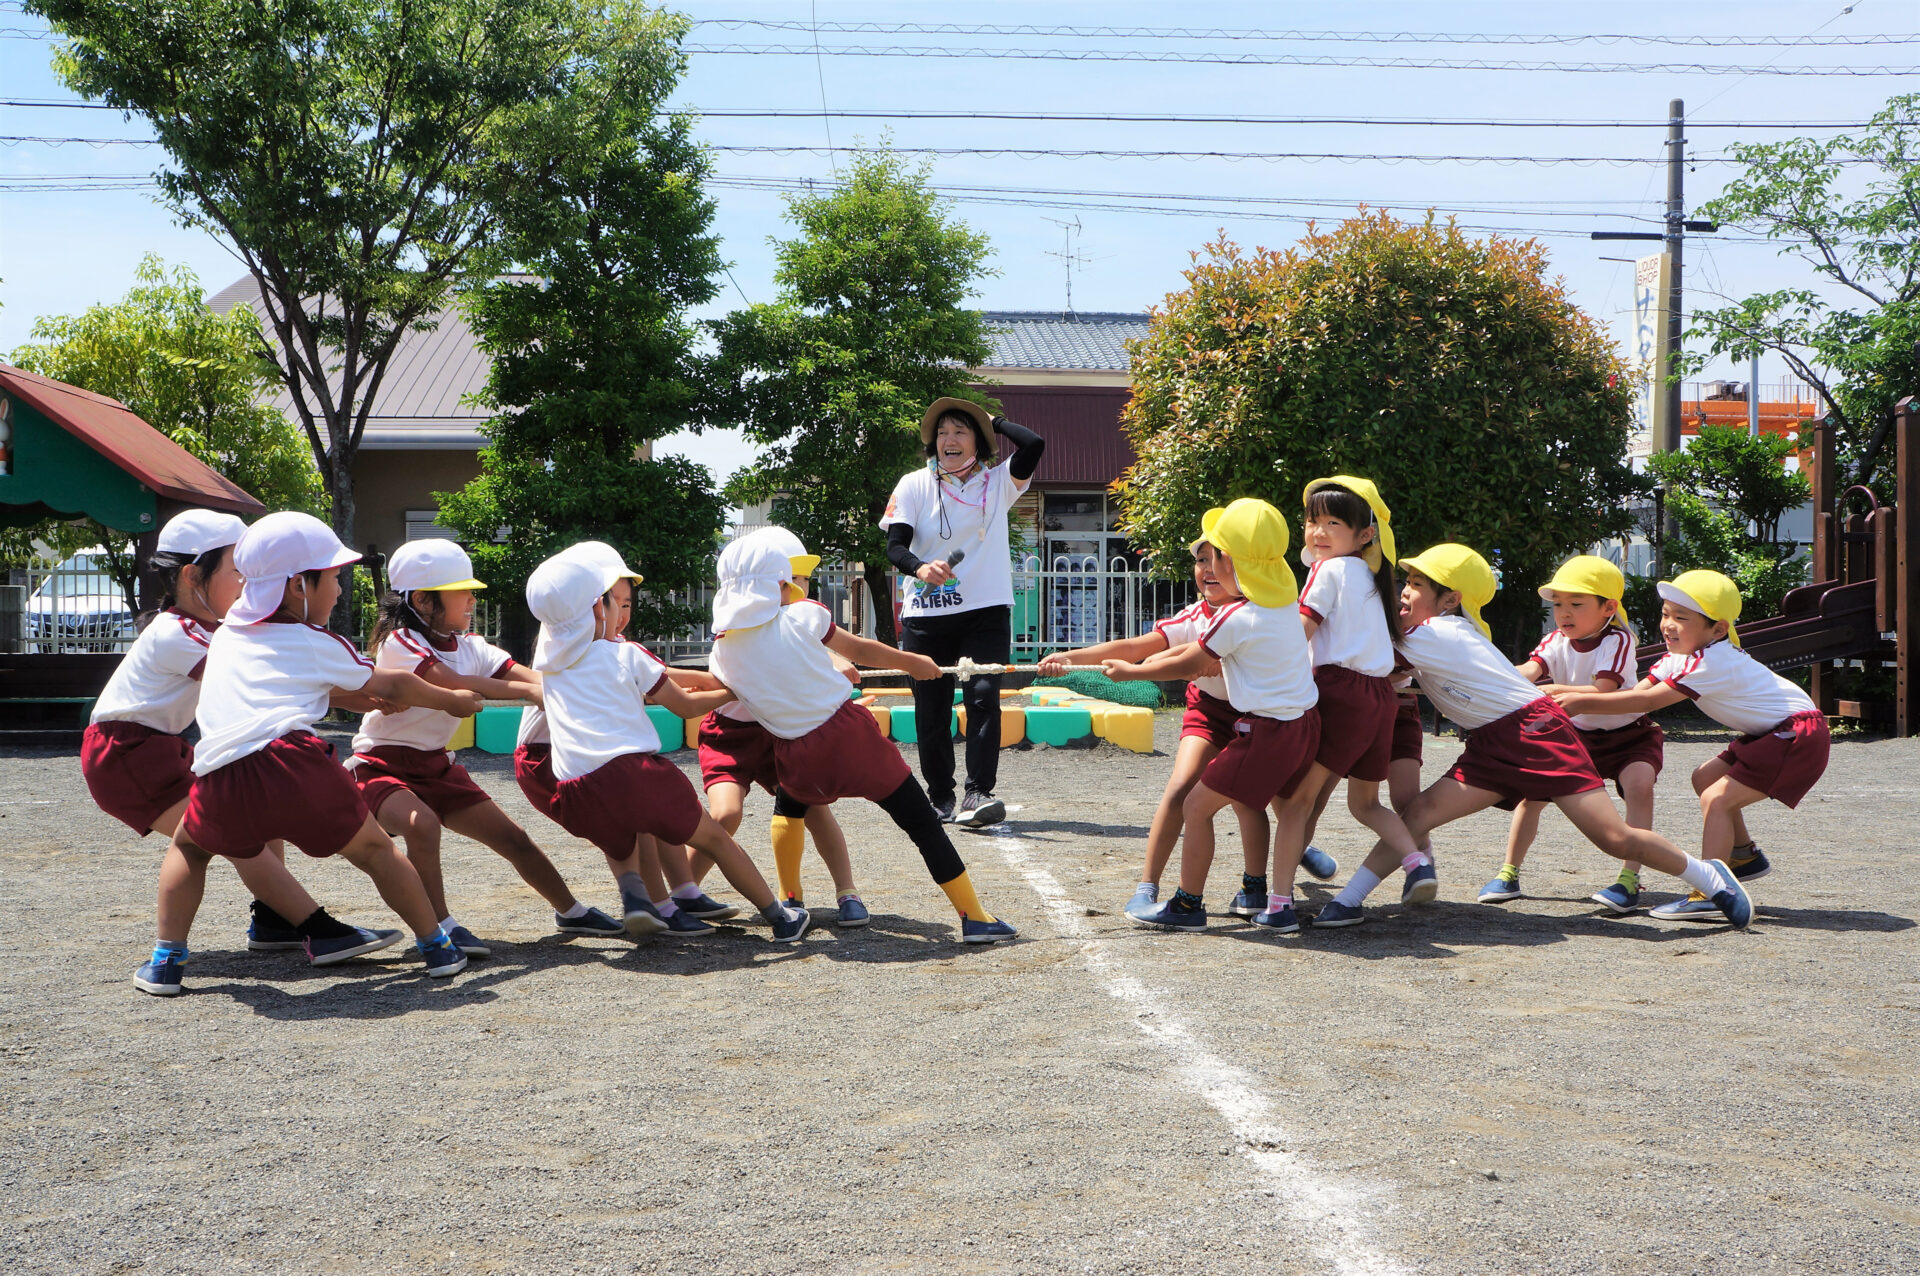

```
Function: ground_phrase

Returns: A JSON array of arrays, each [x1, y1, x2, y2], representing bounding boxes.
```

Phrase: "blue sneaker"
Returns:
[[1731, 846, 1771, 881], [419, 935, 468, 978], [1124, 883, 1159, 919], [306, 926, 403, 966], [1710, 865, 1753, 930], [445, 924, 490, 958], [663, 907, 714, 936], [675, 892, 741, 922], [1402, 862, 1439, 905], [1227, 888, 1265, 919], [622, 895, 667, 940], [962, 917, 1019, 944], [1301, 846, 1339, 881], [1312, 900, 1367, 928], [770, 906, 811, 944], [1479, 874, 1522, 904], [1252, 902, 1299, 933], [1590, 881, 1642, 915], [835, 896, 871, 928], [134, 951, 185, 996], [554, 906, 625, 937], [1132, 900, 1207, 932], [1651, 891, 1720, 921], [246, 902, 305, 952]]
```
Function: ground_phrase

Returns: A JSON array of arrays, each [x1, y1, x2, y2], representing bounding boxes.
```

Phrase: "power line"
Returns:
[[703, 144, 1864, 166]]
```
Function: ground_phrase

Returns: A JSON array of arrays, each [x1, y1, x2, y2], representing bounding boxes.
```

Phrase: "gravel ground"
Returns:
[[3, 711, 1918, 1275]]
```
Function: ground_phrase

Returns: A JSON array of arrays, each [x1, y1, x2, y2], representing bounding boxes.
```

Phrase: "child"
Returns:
[[1037, 525, 1276, 920], [1556, 569, 1826, 921], [525, 549, 810, 944], [350, 539, 626, 953], [139, 512, 485, 995], [1481, 556, 1662, 914], [87, 509, 393, 970], [1108, 498, 1321, 933], [1313, 545, 1752, 931], [706, 528, 1016, 943]]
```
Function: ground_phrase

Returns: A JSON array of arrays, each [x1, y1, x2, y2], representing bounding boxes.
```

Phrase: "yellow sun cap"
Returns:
[[1190, 507, 1226, 553], [1539, 554, 1625, 604], [1401, 543, 1497, 639], [1303, 475, 1397, 569], [1658, 569, 1743, 647], [1201, 498, 1298, 608]]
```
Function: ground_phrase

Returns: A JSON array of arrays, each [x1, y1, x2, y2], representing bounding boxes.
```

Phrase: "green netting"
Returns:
[[1029, 669, 1164, 708]]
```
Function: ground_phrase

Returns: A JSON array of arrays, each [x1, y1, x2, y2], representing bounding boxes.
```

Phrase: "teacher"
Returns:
[[880, 398, 1045, 828]]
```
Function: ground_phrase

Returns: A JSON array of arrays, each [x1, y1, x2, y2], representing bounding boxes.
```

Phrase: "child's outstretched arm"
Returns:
[[1105, 639, 1212, 682], [1513, 657, 1546, 682], [364, 668, 484, 717], [664, 667, 726, 693], [1554, 676, 1684, 717], [417, 660, 538, 705], [825, 628, 942, 680], [1037, 632, 1167, 674], [648, 678, 735, 720]]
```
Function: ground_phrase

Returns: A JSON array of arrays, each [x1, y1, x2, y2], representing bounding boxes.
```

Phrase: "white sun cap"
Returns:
[[712, 529, 791, 633], [388, 539, 485, 593], [228, 511, 361, 625], [156, 509, 248, 558], [527, 551, 621, 673]]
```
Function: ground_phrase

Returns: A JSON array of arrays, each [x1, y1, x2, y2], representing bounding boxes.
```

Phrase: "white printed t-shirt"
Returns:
[[193, 620, 375, 774], [541, 640, 667, 782], [708, 600, 849, 741], [91, 609, 214, 735], [1650, 640, 1816, 736], [1297, 555, 1395, 676], [1395, 614, 1543, 732], [879, 462, 1024, 619], [1530, 625, 1641, 731], [353, 627, 514, 756], [1196, 600, 1318, 721], [1153, 599, 1229, 701]]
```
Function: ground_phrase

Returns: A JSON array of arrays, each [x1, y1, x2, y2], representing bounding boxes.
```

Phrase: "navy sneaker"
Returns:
[[1710, 865, 1754, 930], [1650, 891, 1720, 921], [1312, 900, 1367, 928], [419, 936, 468, 978], [1124, 883, 1159, 919], [663, 908, 715, 936], [770, 906, 812, 944], [1590, 881, 1642, 915], [1478, 874, 1522, 904], [931, 797, 957, 824], [1252, 903, 1300, 933], [1132, 900, 1207, 932], [445, 924, 490, 958], [134, 952, 185, 996], [1731, 846, 1772, 881], [961, 917, 1019, 944], [673, 892, 741, 922], [246, 902, 305, 952], [1402, 862, 1439, 905], [835, 896, 871, 928], [307, 926, 404, 967], [554, 907, 625, 937], [1227, 888, 1265, 919], [622, 895, 667, 940], [1301, 846, 1339, 881]]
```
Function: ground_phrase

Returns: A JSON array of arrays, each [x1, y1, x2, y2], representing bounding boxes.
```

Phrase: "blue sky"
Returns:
[[1, 1, 1910, 480]]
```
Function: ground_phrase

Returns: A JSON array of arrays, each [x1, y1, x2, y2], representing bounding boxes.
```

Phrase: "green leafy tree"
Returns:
[[1116, 213, 1645, 652], [707, 150, 997, 645], [434, 15, 724, 643], [1684, 93, 1919, 495]]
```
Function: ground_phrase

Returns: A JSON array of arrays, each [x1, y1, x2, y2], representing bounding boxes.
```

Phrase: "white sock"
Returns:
[[559, 901, 590, 919], [1678, 856, 1725, 896], [1138, 880, 1156, 894], [439, 915, 458, 933], [657, 898, 680, 918], [1334, 868, 1383, 908], [838, 892, 862, 903], [671, 882, 702, 901]]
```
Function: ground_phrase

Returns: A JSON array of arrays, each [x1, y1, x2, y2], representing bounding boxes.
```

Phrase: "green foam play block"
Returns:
[[646, 703, 685, 751], [1024, 705, 1093, 746], [474, 705, 523, 754], [890, 707, 959, 744]]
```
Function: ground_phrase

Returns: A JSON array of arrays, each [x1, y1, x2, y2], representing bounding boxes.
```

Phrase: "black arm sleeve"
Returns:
[[885, 522, 924, 575], [993, 415, 1046, 481]]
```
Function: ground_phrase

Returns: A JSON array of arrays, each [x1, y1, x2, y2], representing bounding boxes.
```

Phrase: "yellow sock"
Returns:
[[769, 815, 806, 902], [937, 870, 996, 923]]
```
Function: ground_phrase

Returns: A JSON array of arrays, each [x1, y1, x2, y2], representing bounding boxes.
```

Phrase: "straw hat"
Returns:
[[919, 397, 997, 461]]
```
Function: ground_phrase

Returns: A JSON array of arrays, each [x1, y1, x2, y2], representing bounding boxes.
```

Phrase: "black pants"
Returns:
[[898, 604, 1010, 804]]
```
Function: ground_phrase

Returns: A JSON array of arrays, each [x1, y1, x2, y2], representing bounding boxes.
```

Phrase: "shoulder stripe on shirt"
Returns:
[[309, 623, 376, 668], [174, 613, 211, 649]]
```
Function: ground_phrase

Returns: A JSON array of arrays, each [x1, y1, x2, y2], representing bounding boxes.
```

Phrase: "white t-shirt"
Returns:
[[709, 600, 851, 741], [1530, 625, 1641, 731], [91, 609, 214, 736], [880, 462, 1024, 619], [352, 628, 514, 756], [1396, 614, 1543, 731], [1298, 555, 1396, 677], [1197, 600, 1318, 721], [516, 703, 549, 748], [541, 640, 668, 782], [192, 620, 376, 774], [1153, 599, 1229, 700], [1650, 640, 1817, 736]]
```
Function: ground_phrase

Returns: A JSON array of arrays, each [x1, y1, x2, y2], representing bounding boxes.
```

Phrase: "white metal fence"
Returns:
[[1, 550, 138, 653]]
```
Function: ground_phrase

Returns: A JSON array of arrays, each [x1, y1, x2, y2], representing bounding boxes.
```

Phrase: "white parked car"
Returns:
[[27, 548, 136, 651]]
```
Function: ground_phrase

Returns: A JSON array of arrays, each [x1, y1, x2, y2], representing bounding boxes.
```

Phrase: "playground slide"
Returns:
[[1634, 578, 1894, 679]]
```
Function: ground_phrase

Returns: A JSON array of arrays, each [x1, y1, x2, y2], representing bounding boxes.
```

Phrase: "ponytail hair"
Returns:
[[136, 545, 229, 632], [367, 588, 450, 655], [1304, 483, 1402, 646]]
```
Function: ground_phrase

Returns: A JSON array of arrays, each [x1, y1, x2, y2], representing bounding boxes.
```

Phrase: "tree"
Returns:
[[707, 150, 998, 645], [6, 256, 323, 596], [433, 31, 725, 644], [1115, 212, 1645, 652], [1684, 93, 1920, 496]]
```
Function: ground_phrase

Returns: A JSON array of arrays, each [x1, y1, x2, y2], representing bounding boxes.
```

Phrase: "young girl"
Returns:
[[1037, 528, 1273, 920], [1480, 556, 1661, 914], [1107, 499, 1320, 933], [525, 548, 809, 944], [1313, 544, 1751, 931], [350, 539, 625, 954], [139, 512, 484, 995], [1556, 569, 1826, 921], [706, 528, 1016, 943], [88, 509, 393, 974]]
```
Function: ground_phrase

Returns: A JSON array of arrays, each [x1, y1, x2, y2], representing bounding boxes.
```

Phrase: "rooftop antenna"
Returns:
[[1041, 215, 1086, 320]]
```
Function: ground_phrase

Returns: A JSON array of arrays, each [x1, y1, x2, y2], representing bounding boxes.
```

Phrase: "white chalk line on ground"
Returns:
[[988, 832, 1409, 1276]]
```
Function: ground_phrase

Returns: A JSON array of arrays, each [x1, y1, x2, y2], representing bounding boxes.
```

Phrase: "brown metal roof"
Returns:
[[0, 363, 267, 516], [977, 383, 1135, 488]]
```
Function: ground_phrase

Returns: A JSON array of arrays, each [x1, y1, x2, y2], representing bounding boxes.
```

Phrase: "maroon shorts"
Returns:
[[1180, 684, 1240, 749], [1312, 665, 1396, 782], [350, 745, 493, 821], [1391, 696, 1424, 764], [81, 720, 196, 835], [1445, 697, 1604, 811], [697, 711, 779, 794], [179, 731, 371, 859], [1718, 710, 1829, 810], [1201, 709, 1321, 809], [513, 744, 559, 819], [772, 700, 912, 807], [1575, 716, 1665, 795], [553, 752, 703, 856]]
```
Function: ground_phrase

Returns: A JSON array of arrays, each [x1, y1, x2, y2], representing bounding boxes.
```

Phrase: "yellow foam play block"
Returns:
[[955, 705, 1026, 747], [449, 714, 475, 751], [1099, 706, 1155, 754], [864, 702, 891, 736]]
